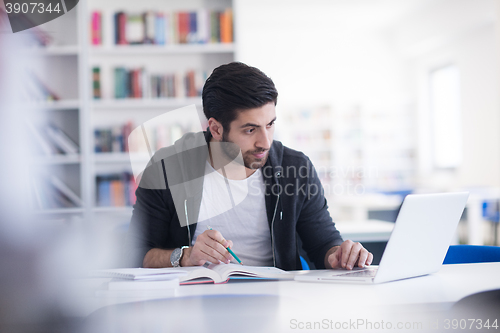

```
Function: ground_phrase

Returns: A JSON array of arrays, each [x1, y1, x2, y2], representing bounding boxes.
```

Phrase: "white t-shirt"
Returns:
[[193, 161, 273, 266]]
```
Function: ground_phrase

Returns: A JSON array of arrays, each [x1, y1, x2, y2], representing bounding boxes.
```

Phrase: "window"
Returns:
[[429, 65, 462, 169]]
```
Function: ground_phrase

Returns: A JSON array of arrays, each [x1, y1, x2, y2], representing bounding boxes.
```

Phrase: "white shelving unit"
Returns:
[[24, 4, 89, 223], [87, 0, 235, 223], [28, 0, 235, 224]]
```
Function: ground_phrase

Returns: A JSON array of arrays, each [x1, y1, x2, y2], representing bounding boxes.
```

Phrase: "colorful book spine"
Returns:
[[92, 67, 101, 99], [114, 68, 206, 99], [96, 173, 137, 207], [178, 12, 188, 44], [187, 12, 197, 43], [220, 8, 233, 43], [210, 11, 220, 43], [154, 13, 166, 45], [197, 9, 209, 44], [143, 11, 156, 44], [91, 11, 102, 45], [116, 12, 128, 45], [95, 121, 193, 155], [104, 8, 233, 45]]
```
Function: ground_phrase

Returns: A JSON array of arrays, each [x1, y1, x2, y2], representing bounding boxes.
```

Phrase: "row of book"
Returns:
[[27, 121, 79, 155], [91, 9, 233, 45], [23, 72, 60, 102], [106, 67, 206, 99], [96, 173, 137, 207], [94, 122, 134, 153], [95, 122, 191, 154], [31, 175, 83, 210]]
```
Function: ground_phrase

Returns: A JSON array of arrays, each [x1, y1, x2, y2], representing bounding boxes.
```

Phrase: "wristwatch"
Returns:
[[170, 246, 189, 267]]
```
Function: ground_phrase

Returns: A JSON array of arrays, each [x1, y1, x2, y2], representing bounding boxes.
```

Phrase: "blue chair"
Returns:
[[443, 245, 500, 264], [300, 256, 310, 270], [483, 200, 499, 245]]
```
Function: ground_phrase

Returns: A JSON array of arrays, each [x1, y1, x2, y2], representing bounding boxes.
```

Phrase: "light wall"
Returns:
[[234, 0, 500, 190], [394, 0, 500, 189], [234, 0, 412, 106]]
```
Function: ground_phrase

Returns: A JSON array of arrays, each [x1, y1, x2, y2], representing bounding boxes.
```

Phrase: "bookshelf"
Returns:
[[87, 0, 235, 220], [24, 0, 235, 223], [22, 4, 90, 223], [276, 103, 416, 205], [332, 103, 416, 193]]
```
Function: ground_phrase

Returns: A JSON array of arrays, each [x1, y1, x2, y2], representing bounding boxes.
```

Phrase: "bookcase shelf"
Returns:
[[91, 97, 202, 110], [94, 152, 131, 163], [28, 45, 81, 56], [25, 0, 236, 220], [90, 43, 235, 56], [92, 206, 133, 213], [34, 208, 85, 215], [33, 154, 81, 165], [28, 99, 81, 111]]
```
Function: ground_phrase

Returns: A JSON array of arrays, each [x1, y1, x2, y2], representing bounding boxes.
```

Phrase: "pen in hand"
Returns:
[[206, 225, 243, 265]]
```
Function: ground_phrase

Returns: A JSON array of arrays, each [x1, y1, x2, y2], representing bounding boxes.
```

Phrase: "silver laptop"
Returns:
[[295, 192, 469, 284]]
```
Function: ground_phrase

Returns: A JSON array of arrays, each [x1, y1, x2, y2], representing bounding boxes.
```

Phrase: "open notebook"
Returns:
[[178, 263, 293, 284]]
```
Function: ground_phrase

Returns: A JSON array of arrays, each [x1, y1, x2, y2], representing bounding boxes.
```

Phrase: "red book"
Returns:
[[178, 12, 189, 44], [187, 70, 196, 97], [132, 70, 141, 98], [118, 12, 128, 45]]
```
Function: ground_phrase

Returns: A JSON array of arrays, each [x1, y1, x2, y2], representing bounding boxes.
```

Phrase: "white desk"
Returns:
[[75, 263, 500, 333]]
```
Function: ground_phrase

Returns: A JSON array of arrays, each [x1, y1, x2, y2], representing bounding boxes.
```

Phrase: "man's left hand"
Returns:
[[327, 240, 373, 270]]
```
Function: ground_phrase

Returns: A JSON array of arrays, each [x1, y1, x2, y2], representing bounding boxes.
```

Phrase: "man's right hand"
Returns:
[[181, 229, 234, 267]]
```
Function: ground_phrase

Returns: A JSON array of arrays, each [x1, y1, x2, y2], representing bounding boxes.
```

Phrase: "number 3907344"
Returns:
[[5, 2, 61, 14]]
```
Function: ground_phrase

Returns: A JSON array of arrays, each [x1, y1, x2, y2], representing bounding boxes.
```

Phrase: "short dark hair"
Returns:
[[202, 62, 278, 132]]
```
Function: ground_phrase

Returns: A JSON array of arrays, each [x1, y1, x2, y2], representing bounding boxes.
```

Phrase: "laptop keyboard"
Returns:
[[336, 269, 378, 277]]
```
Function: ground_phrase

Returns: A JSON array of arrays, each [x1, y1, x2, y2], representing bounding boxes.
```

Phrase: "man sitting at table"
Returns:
[[126, 62, 373, 271]]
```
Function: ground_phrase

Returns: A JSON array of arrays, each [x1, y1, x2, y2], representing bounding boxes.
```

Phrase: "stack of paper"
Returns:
[[90, 268, 187, 292]]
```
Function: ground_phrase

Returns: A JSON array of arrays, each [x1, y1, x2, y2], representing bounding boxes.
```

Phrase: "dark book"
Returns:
[[92, 67, 101, 99], [188, 12, 197, 43], [118, 12, 128, 45], [114, 12, 120, 44], [143, 11, 155, 44], [94, 129, 102, 153], [210, 11, 219, 43]]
